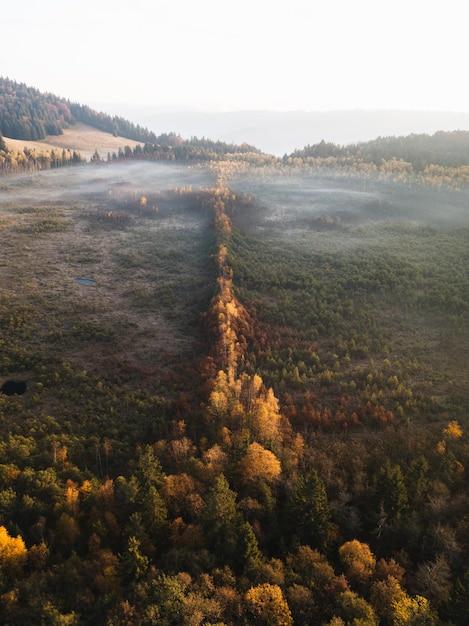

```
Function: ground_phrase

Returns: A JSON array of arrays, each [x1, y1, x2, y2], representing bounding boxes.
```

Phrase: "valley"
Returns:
[[0, 155, 468, 624]]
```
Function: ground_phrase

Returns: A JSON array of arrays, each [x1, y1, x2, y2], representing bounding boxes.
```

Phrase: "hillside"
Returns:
[[0, 77, 158, 143], [0, 78, 262, 170], [289, 130, 469, 170], [4, 122, 144, 161]]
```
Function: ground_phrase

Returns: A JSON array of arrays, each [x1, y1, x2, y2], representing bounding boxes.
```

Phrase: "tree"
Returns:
[[0, 525, 27, 579], [405, 455, 429, 505], [413, 555, 452, 607], [55, 512, 81, 553], [286, 545, 335, 590], [391, 594, 437, 626], [162, 473, 204, 520], [140, 573, 186, 625], [236, 521, 263, 574], [370, 576, 408, 626], [135, 446, 168, 541], [286, 545, 335, 623], [251, 387, 280, 443], [120, 535, 149, 584], [338, 540, 376, 591], [442, 420, 463, 441], [374, 462, 408, 528], [286, 583, 317, 625], [448, 567, 469, 624], [370, 575, 438, 626], [238, 443, 281, 486], [245, 583, 293, 625], [91, 149, 102, 163], [202, 474, 240, 563], [287, 469, 332, 550], [333, 590, 378, 626]]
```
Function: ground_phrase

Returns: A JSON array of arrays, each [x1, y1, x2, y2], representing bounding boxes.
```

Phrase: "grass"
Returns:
[[4, 122, 143, 161], [0, 166, 214, 381], [0, 160, 467, 456]]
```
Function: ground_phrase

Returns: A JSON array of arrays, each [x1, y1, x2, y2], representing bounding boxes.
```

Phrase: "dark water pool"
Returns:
[[75, 278, 96, 286]]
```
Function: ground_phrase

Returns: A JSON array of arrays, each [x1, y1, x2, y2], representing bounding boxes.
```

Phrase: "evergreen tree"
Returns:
[[286, 469, 332, 551], [201, 474, 240, 563], [374, 461, 408, 525]]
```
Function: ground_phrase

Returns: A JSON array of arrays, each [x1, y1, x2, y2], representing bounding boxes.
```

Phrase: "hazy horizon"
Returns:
[[3, 0, 469, 116], [87, 105, 469, 156]]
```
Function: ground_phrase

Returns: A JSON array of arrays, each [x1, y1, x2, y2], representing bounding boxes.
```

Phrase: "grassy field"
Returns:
[[3, 122, 143, 160], [1, 162, 467, 441]]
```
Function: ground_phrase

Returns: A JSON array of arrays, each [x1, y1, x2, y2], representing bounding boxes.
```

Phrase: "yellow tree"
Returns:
[[0, 525, 27, 579], [370, 575, 408, 625], [392, 594, 437, 626], [245, 583, 293, 625], [239, 443, 282, 486], [251, 386, 281, 444], [338, 540, 376, 590]]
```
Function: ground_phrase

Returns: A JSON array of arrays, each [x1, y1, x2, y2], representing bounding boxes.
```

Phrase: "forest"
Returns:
[[0, 77, 157, 143], [289, 131, 469, 170], [0, 83, 468, 625], [0, 77, 262, 175]]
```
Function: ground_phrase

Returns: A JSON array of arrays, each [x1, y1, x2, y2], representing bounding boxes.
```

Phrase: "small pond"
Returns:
[[1, 380, 27, 395], [75, 278, 96, 286]]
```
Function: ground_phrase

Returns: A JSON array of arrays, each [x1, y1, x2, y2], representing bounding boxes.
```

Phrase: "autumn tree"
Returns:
[[162, 473, 204, 521], [285, 545, 335, 624], [0, 525, 27, 579], [370, 575, 408, 625], [245, 583, 293, 625], [338, 539, 376, 591], [238, 442, 282, 486], [332, 590, 378, 626]]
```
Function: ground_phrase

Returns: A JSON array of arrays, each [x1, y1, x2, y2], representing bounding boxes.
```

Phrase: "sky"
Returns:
[[2, 0, 468, 114]]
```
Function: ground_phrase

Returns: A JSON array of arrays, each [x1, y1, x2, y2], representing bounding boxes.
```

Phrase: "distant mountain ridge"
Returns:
[[112, 106, 469, 155]]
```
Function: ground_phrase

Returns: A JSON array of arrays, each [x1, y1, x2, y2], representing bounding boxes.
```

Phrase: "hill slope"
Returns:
[[0, 76, 158, 143], [3, 122, 144, 161], [0, 78, 262, 166]]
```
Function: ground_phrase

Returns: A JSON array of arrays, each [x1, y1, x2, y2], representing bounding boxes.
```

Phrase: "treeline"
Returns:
[[103, 136, 261, 163], [0, 146, 84, 174], [0, 77, 74, 140], [0, 77, 157, 143], [289, 131, 469, 171], [68, 102, 159, 143]]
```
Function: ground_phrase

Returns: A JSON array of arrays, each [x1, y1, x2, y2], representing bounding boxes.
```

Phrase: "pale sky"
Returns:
[[3, 0, 468, 113]]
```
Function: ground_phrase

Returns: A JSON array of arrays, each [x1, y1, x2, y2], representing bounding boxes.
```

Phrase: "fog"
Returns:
[[227, 170, 469, 239], [0, 162, 215, 208], [2, 162, 469, 241]]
